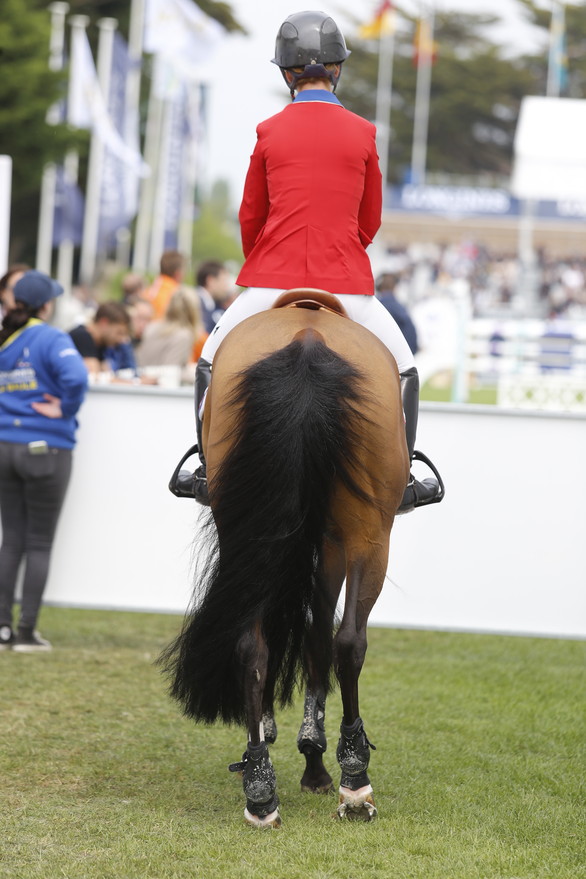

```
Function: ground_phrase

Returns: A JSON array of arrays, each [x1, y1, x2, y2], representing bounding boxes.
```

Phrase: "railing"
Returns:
[[462, 318, 586, 410]]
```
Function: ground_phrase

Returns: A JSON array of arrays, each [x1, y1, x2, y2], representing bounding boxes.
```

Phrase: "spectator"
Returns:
[[195, 260, 234, 333], [0, 263, 30, 318], [375, 272, 419, 355], [121, 272, 147, 306], [136, 287, 204, 383], [68, 302, 131, 378], [104, 298, 156, 376], [146, 251, 185, 320], [129, 298, 155, 350], [0, 271, 88, 652]]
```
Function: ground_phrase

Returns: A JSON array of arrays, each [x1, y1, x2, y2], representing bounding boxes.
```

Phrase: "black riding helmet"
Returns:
[[272, 11, 351, 98]]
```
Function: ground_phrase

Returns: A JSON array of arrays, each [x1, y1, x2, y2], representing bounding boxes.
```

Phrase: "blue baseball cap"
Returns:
[[13, 270, 63, 309]]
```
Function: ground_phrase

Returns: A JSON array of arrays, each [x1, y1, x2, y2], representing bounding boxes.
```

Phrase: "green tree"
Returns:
[[0, 0, 84, 260], [514, 0, 586, 98], [343, 10, 538, 183], [2, 0, 245, 263], [192, 181, 243, 267]]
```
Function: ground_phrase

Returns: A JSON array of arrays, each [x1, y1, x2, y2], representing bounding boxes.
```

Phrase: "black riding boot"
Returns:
[[398, 366, 444, 514], [168, 358, 211, 506]]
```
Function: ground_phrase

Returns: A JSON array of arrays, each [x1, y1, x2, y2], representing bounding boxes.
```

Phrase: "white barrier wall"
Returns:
[[28, 387, 586, 638]]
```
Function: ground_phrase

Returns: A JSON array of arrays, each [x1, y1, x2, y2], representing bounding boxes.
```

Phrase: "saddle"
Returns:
[[272, 288, 349, 319]]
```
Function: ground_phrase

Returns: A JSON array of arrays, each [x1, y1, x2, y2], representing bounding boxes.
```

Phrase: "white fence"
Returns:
[[11, 386, 584, 640]]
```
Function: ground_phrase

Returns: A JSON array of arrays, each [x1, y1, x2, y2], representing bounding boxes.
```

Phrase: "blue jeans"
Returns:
[[0, 442, 72, 630]]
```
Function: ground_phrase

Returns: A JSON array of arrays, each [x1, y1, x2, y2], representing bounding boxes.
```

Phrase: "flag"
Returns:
[[144, 0, 225, 80], [163, 87, 190, 249], [547, 1, 568, 97], [98, 33, 140, 248], [358, 0, 396, 40], [69, 27, 149, 177], [413, 17, 437, 66], [52, 166, 84, 247]]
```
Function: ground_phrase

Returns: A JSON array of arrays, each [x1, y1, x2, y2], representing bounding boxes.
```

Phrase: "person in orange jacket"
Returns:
[[171, 11, 443, 514]]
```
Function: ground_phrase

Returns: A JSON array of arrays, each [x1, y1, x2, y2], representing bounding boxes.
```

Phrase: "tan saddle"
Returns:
[[272, 288, 349, 319]]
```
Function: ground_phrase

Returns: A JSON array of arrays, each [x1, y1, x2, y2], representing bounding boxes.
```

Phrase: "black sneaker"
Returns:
[[12, 629, 52, 653], [0, 625, 13, 651]]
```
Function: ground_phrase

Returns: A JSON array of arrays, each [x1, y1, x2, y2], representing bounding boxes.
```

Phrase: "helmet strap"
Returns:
[[282, 63, 342, 100]]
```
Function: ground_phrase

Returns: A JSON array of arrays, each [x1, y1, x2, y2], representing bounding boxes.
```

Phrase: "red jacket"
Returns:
[[236, 91, 382, 295]]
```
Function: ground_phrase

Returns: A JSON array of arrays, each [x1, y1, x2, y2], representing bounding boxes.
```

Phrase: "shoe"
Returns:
[[193, 464, 210, 506], [0, 625, 13, 651], [12, 628, 53, 653], [397, 450, 445, 515]]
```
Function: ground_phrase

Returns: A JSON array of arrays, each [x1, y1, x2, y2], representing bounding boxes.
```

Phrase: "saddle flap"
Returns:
[[272, 288, 349, 319]]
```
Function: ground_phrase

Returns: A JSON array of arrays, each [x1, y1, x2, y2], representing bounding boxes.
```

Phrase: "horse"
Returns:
[[160, 289, 410, 827]]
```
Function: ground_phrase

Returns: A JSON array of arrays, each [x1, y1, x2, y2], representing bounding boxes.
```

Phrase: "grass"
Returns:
[[421, 374, 498, 405], [2, 607, 585, 879]]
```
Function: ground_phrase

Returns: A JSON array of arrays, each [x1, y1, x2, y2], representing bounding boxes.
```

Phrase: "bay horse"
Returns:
[[160, 290, 409, 827]]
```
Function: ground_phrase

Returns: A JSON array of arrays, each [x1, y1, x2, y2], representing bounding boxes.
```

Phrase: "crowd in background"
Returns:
[[2, 242, 585, 392], [378, 242, 586, 320]]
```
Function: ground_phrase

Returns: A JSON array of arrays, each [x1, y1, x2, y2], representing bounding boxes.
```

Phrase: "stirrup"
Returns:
[[168, 444, 210, 504], [398, 450, 445, 515]]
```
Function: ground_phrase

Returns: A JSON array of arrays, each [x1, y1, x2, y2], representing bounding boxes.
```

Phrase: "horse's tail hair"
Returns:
[[159, 329, 372, 725]]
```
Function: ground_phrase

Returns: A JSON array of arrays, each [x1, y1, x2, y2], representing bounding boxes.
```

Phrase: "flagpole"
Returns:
[[80, 17, 118, 286], [56, 14, 90, 295], [375, 21, 396, 208], [150, 95, 174, 268], [410, 4, 435, 185], [132, 61, 164, 272], [36, 1, 70, 274], [121, 0, 145, 268], [546, 0, 565, 97], [178, 85, 200, 263]]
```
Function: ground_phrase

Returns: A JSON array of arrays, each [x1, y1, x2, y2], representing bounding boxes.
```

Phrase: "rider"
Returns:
[[170, 10, 443, 514]]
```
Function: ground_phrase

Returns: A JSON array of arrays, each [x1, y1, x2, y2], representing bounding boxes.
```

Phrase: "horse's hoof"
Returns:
[[300, 778, 334, 794], [244, 807, 282, 829], [336, 785, 377, 821]]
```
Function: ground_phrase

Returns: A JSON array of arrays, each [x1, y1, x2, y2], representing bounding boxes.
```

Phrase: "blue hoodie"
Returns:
[[0, 319, 88, 449]]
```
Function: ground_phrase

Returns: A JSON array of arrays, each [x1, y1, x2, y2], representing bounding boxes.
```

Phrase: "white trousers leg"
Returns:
[[201, 287, 415, 374]]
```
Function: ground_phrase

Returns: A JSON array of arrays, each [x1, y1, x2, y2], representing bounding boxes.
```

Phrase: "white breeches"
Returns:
[[201, 287, 415, 374]]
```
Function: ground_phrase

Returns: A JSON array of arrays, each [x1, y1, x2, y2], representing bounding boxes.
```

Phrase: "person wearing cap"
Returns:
[[0, 270, 88, 653], [172, 10, 443, 513]]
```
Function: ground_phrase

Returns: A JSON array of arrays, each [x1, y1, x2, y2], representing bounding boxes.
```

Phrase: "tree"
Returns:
[[192, 181, 243, 266], [0, 0, 84, 260], [514, 0, 586, 98], [342, 10, 539, 183], [2, 0, 246, 263]]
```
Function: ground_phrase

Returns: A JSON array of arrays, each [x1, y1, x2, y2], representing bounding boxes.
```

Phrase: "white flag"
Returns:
[[144, 0, 225, 81], [69, 28, 150, 177]]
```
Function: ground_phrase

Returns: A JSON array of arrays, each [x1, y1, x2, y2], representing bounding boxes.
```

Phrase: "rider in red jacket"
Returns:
[[171, 11, 443, 513]]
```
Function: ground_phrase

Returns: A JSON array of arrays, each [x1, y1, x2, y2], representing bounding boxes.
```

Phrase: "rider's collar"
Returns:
[[292, 89, 343, 106]]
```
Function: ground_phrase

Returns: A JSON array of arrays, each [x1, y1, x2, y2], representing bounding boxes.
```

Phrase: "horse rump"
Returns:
[[159, 328, 376, 726]]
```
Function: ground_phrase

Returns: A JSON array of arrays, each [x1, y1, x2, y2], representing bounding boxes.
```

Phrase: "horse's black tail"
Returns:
[[160, 329, 371, 725]]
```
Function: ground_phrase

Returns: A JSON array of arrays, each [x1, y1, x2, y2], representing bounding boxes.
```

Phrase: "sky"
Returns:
[[197, 0, 553, 206]]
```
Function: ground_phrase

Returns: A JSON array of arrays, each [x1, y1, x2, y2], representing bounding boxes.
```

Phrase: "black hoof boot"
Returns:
[[230, 742, 280, 827], [262, 712, 278, 745], [336, 718, 377, 820], [398, 450, 445, 514], [297, 690, 327, 755], [336, 717, 375, 791]]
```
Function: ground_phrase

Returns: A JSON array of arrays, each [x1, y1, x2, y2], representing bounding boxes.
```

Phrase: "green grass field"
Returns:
[[2, 607, 584, 879]]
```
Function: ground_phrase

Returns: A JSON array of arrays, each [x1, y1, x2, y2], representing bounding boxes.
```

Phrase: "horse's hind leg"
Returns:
[[298, 541, 343, 794], [233, 624, 281, 828], [298, 686, 333, 793], [333, 550, 388, 821]]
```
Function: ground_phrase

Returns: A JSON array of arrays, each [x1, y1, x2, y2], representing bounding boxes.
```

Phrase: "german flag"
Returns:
[[358, 0, 396, 40], [413, 17, 437, 66]]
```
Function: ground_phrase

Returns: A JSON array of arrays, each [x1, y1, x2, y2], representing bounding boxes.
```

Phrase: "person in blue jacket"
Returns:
[[0, 271, 88, 653]]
